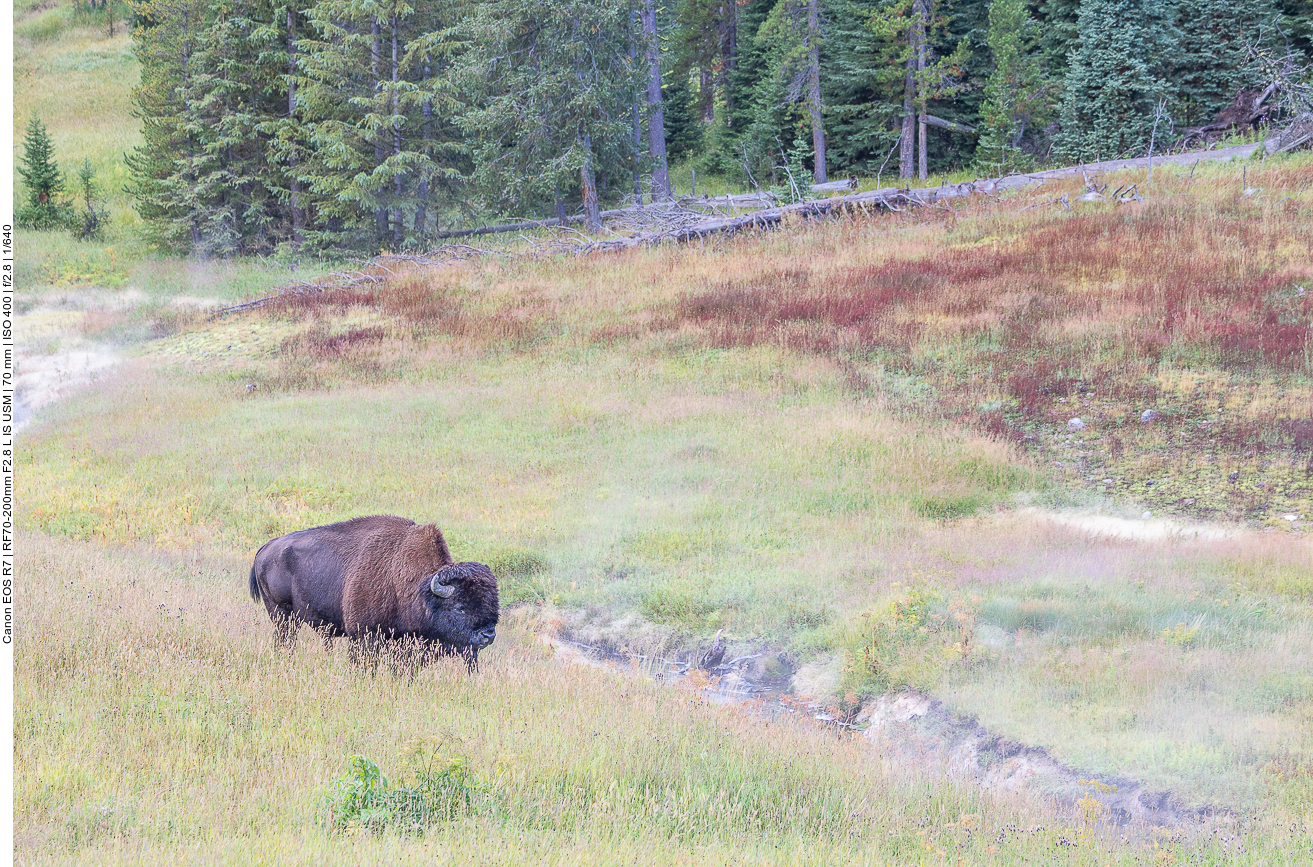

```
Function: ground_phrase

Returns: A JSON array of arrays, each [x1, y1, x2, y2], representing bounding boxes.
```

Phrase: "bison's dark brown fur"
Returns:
[[249, 515, 500, 668]]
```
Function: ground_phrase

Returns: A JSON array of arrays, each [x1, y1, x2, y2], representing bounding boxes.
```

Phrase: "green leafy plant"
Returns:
[[842, 586, 978, 697], [325, 753, 484, 835], [1161, 620, 1200, 648]]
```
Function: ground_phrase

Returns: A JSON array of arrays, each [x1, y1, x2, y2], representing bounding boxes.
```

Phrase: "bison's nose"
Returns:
[[476, 626, 496, 648]]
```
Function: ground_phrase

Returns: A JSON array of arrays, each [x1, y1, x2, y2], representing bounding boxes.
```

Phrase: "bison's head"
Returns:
[[420, 561, 500, 661]]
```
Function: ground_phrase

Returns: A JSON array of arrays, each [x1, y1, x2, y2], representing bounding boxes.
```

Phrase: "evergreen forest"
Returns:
[[122, 0, 1313, 255]]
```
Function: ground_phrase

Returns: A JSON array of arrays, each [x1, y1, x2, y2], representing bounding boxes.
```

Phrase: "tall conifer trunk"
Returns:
[[629, 7, 643, 203], [806, 0, 826, 183], [642, 0, 671, 199], [914, 0, 928, 181], [417, 56, 431, 238], [700, 68, 714, 122], [181, 8, 200, 247], [391, 13, 403, 247], [720, 0, 737, 118], [580, 132, 601, 231], [899, 55, 915, 179], [288, 7, 302, 247], [371, 20, 387, 239]]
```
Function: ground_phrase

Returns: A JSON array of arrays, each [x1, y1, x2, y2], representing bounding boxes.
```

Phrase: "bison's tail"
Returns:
[[249, 538, 277, 603]]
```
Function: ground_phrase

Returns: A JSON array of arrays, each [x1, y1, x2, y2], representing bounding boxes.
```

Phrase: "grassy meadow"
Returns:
[[14, 1, 1313, 862], [21, 533, 1312, 866]]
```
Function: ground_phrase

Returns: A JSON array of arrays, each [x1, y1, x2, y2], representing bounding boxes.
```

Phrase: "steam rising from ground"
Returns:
[[1016, 507, 1243, 542], [14, 301, 126, 429]]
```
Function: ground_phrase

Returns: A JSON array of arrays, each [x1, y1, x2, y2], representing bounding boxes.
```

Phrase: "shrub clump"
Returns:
[[842, 586, 977, 697], [324, 754, 484, 835]]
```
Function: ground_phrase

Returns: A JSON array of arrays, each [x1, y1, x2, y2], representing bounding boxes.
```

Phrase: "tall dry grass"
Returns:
[[12, 532, 1148, 866], [18, 532, 1313, 864]]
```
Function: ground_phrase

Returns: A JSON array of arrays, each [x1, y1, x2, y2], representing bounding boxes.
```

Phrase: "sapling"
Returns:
[[76, 159, 104, 241]]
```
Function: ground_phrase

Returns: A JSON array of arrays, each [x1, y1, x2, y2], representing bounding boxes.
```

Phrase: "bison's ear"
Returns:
[[430, 572, 457, 598]]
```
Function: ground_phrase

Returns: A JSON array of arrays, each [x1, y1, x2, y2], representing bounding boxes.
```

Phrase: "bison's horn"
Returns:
[[430, 574, 457, 598]]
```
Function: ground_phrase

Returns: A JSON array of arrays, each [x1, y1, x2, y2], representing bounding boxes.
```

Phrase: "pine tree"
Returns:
[[818, 0, 898, 176], [641, 0, 673, 200], [75, 159, 105, 241], [1055, 0, 1178, 163], [126, 0, 203, 249], [127, 0, 294, 254], [1275, 0, 1312, 59], [674, 0, 741, 124], [297, 0, 467, 251], [1173, 0, 1276, 128], [457, 0, 638, 229], [185, 0, 284, 255], [662, 69, 704, 163], [738, 6, 800, 187], [820, 0, 927, 178], [711, 0, 777, 183], [867, 0, 969, 180], [17, 116, 74, 231], [1036, 0, 1081, 83], [974, 0, 1046, 173], [754, 0, 830, 181], [724, 0, 777, 137], [252, 0, 317, 250]]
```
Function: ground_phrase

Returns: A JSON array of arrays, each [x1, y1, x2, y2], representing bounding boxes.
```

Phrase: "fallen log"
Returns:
[[220, 134, 1292, 314], [585, 186, 924, 252], [433, 217, 565, 240], [1270, 113, 1313, 154], [578, 134, 1286, 251], [431, 193, 781, 240], [810, 178, 858, 192]]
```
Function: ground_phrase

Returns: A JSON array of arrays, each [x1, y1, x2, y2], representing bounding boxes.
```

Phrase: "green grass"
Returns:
[[17, 532, 1313, 865], [935, 538, 1313, 808]]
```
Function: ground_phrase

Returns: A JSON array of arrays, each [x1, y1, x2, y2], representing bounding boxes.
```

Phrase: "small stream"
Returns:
[[550, 633, 1229, 832]]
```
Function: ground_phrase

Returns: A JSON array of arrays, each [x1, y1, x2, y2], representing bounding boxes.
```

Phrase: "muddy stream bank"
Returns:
[[549, 631, 1230, 834]]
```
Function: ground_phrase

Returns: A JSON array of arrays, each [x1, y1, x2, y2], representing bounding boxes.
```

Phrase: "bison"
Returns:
[[249, 515, 499, 669]]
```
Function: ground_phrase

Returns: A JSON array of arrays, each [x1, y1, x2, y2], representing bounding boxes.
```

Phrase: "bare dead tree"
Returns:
[[1146, 97, 1172, 186], [1245, 22, 1313, 153]]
